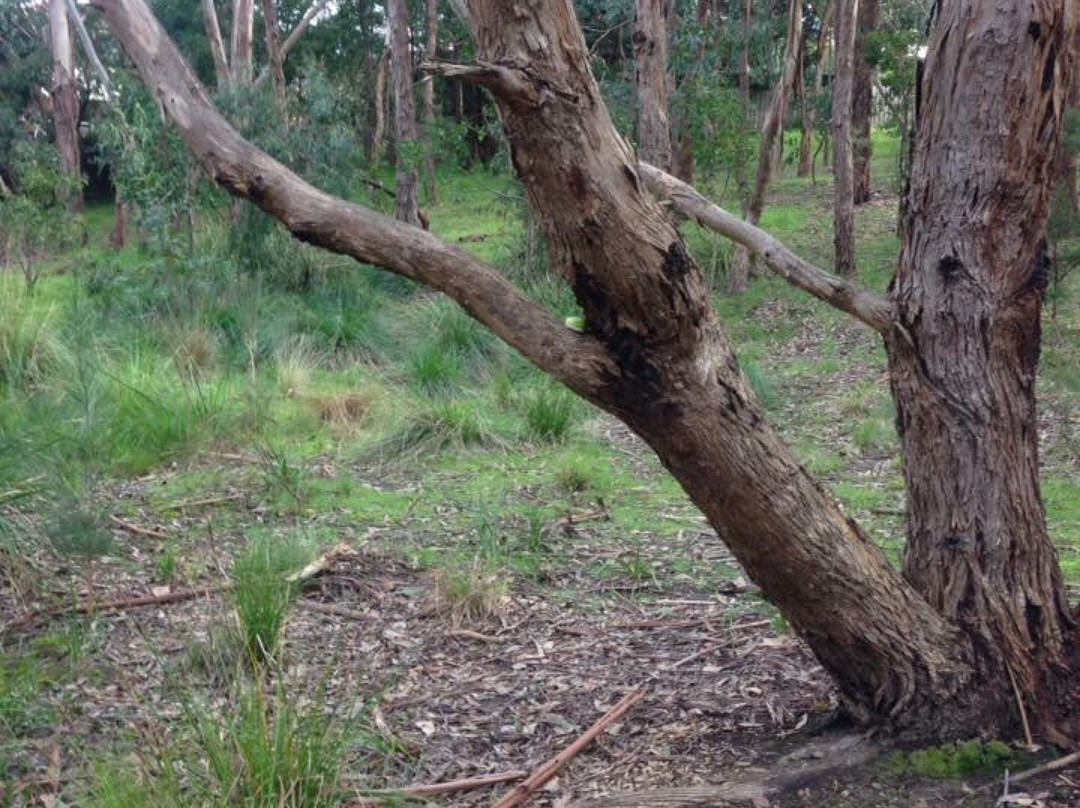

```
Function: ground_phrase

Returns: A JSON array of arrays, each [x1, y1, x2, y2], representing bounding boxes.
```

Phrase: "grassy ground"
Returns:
[[1, 132, 1078, 807]]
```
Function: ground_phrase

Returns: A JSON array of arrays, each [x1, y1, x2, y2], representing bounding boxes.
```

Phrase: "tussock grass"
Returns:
[[426, 561, 509, 627]]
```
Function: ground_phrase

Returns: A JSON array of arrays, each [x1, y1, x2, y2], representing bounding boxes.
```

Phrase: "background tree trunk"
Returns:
[[49, 0, 82, 212], [728, 0, 802, 293], [831, 0, 857, 276], [800, 0, 831, 178], [634, 0, 672, 171], [201, 0, 230, 87], [422, 0, 439, 203], [260, 0, 286, 95], [851, 0, 877, 203], [230, 0, 255, 84], [372, 45, 389, 161], [387, 0, 421, 226], [887, 0, 1077, 740]]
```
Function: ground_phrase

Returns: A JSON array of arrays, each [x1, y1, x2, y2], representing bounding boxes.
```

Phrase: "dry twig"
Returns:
[[348, 770, 529, 806]]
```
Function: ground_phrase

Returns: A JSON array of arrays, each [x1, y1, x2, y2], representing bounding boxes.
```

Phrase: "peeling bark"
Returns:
[[889, 0, 1077, 739]]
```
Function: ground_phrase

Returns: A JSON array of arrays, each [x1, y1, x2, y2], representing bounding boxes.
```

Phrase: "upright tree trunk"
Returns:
[[887, 0, 1077, 740], [49, 0, 82, 212], [230, 0, 255, 84], [200, 0, 230, 87], [260, 0, 286, 95], [422, 0, 439, 203], [851, 0, 877, 203], [634, 0, 672, 171], [831, 0, 857, 277], [734, 0, 752, 210], [799, 0, 831, 178], [387, 0, 421, 226], [728, 0, 802, 294], [372, 46, 389, 161]]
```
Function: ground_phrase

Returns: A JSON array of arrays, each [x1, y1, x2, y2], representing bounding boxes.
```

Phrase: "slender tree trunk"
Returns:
[[49, 0, 82, 212], [387, 0, 421, 226], [372, 46, 389, 161], [887, 0, 1078, 742], [422, 0, 439, 203], [799, 0, 830, 177], [230, 0, 255, 84], [729, 0, 802, 294], [851, 0, 877, 203], [200, 0, 230, 87], [832, 0, 857, 277], [733, 0, 752, 212], [634, 0, 672, 171], [108, 198, 127, 248], [260, 0, 286, 95]]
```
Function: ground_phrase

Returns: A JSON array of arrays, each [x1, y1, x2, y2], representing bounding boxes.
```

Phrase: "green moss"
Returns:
[[888, 739, 1014, 778]]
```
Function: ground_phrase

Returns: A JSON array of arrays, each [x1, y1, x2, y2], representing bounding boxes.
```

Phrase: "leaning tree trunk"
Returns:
[[49, 0, 82, 212], [200, 0, 230, 87], [93, 0, 1080, 742], [634, 0, 672, 171], [387, 0, 421, 226], [831, 0, 857, 277], [729, 0, 802, 294], [851, 0, 877, 203], [888, 0, 1078, 742]]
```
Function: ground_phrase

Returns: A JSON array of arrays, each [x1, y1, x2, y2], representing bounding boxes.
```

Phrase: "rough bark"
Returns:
[[888, 0, 1077, 739], [422, 0, 439, 203], [200, 0, 230, 87], [260, 0, 286, 94], [851, 0, 877, 203], [387, 0, 421, 226], [95, 0, 1080, 742], [634, 0, 672, 171], [49, 0, 82, 212], [831, 0, 857, 277], [729, 0, 802, 294], [230, 0, 254, 84]]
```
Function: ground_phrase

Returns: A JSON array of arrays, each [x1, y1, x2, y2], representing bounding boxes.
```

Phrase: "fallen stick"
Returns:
[[489, 685, 647, 808], [108, 515, 170, 540], [297, 600, 371, 621], [167, 493, 245, 510], [1, 585, 224, 635], [200, 450, 263, 465], [349, 770, 529, 806], [1008, 750, 1080, 785], [286, 542, 352, 583]]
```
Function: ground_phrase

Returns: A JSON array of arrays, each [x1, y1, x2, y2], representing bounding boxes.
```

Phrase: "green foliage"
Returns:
[[232, 533, 314, 663], [740, 358, 777, 410], [523, 383, 577, 443], [888, 739, 1013, 778]]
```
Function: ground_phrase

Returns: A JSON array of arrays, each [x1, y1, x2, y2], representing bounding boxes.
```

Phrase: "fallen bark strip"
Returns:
[[1009, 749, 1080, 785], [636, 162, 894, 336], [108, 515, 169, 539], [489, 685, 648, 808], [348, 770, 529, 806]]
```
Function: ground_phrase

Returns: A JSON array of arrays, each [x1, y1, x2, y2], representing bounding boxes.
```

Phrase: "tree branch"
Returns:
[[64, 0, 115, 98], [90, 0, 613, 400], [252, 0, 333, 89], [637, 163, 895, 335], [420, 60, 538, 106]]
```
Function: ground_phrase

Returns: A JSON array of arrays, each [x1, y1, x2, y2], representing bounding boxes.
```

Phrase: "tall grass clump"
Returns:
[[522, 383, 577, 443], [0, 289, 66, 390], [232, 533, 314, 664]]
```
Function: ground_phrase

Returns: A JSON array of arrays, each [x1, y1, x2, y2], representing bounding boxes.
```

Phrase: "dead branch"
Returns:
[[420, 60, 539, 106], [166, 493, 245, 510], [1008, 750, 1080, 785], [108, 515, 169, 540], [489, 685, 647, 808], [297, 600, 371, 621], [349, 770, 529, 806], [636, 162, 895, 335], [285, 542, 351, 583]]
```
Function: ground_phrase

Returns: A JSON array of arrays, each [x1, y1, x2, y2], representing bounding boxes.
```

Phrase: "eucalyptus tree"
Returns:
[[93, 0, 1078, 744]]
